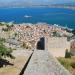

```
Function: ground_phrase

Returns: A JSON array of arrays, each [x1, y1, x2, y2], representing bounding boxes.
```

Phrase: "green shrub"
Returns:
[[65, 49, 71, 58], [0, 44, 15, 59], [58, 58, 71, 69], [0, 38, 6, 42], [71, 63, 75, 68], [2, 28, 9, 32]]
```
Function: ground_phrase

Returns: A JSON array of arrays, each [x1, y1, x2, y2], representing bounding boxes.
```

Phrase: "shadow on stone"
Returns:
[[19, 52, 33, 75], [37, 37, 45, 50], [0, 59, 14, 68]]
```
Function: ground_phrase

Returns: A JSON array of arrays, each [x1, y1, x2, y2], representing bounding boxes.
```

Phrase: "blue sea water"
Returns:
[[0, 7, 75, 28]]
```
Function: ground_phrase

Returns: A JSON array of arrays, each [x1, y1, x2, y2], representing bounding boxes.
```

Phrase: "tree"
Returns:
[[0, 44, 14, 59], [65, 49, 71, 58], [0, 38, 14, 59]]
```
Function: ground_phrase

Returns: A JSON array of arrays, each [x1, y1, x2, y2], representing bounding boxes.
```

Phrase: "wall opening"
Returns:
[[37, 37, 45, 50]]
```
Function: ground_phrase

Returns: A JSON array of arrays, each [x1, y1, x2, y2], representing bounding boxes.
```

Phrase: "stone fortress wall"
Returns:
[[70, 40, 75, 55], [47, 37, 70, 57]]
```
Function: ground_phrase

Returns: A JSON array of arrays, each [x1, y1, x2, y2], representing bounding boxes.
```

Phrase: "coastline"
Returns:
[[48, 6, 75, 10], [0, 7, 75, 29], [0, 21, 73, 30], [0, 5, 75, 10]]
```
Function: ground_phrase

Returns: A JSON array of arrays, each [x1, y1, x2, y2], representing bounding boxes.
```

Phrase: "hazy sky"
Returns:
[[0, 0, 75, 4]]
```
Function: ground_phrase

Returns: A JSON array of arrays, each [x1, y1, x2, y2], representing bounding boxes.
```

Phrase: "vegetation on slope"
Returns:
[[0, 38, 14, 63], [58, 56, 75, 75]]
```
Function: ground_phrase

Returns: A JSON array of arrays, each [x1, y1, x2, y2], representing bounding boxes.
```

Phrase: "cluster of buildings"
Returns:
[[12, 23, 72, 41], [0, 23, 75, 57]]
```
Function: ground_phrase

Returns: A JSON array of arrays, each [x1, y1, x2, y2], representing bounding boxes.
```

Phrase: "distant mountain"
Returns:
[[0, 0, 50, 7], [0, 1, 32, 7], [0, 0, 75, 8], [49, 3, 75, 10]]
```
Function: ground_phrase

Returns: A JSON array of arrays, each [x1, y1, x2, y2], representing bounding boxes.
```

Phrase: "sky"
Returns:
[[0, 0, 75, 4]]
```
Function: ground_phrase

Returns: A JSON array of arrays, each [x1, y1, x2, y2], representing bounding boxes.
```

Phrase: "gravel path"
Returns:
[[23, 50, 71, 75]]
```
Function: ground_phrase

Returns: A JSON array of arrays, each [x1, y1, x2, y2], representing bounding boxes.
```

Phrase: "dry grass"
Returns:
[[57, 56, 75, 75], [0, 55, 29, 75]]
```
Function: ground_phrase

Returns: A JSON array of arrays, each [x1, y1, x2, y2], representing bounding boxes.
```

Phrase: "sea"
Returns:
[[0, 7, 75, 29]]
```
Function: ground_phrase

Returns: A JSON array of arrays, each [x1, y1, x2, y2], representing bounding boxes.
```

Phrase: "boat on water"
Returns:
[[24, 15, 32, 18]]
